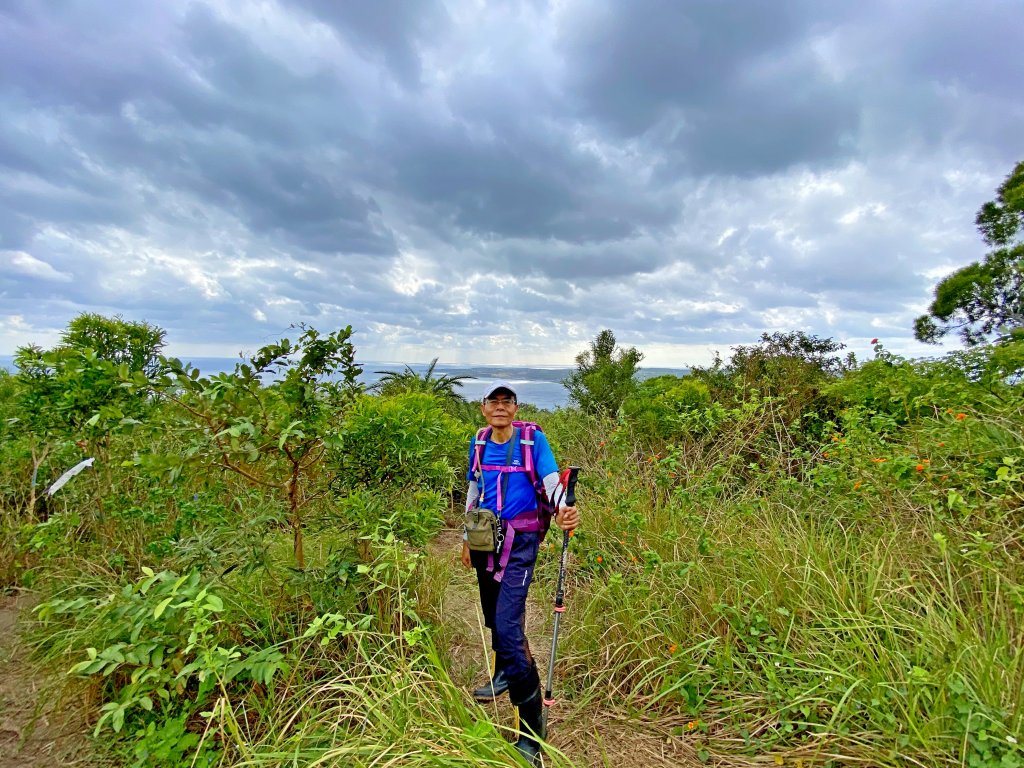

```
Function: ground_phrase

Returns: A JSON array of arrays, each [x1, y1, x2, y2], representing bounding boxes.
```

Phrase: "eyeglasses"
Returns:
[[484, 397, 516, 407]]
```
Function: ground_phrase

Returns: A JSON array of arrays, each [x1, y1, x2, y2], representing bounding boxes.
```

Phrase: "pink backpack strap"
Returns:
[[519, 423, 536, 477], [472, 427, 492, 504]]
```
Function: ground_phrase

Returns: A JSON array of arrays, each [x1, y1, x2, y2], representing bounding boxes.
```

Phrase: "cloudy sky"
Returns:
[[1, 0, 1021, 366]]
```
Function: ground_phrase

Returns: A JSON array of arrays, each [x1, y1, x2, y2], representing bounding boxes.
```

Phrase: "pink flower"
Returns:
[[870, 338, 878, 344]]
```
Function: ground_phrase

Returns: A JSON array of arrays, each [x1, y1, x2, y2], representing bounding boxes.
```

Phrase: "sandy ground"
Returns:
[[0, 591, 94, 768]]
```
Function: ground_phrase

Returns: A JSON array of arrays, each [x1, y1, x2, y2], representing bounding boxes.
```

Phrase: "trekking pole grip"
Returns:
[[564, 466, 580, 507]]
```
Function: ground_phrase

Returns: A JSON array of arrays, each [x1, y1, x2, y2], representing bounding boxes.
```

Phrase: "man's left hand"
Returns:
[[556, 505, 579, 531]]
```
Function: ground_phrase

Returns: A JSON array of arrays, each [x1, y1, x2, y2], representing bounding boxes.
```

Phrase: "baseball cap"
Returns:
[[482, 381, 518, 403]]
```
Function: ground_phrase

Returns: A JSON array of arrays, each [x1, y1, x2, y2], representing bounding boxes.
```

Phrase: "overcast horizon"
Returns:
[[1, 1, 1021, 367]]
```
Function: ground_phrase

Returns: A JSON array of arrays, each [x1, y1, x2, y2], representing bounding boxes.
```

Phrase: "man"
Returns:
[[461, 381, 579, 764]]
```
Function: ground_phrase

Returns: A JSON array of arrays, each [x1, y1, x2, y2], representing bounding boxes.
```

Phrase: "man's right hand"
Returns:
[[461, 540, 471, 569]]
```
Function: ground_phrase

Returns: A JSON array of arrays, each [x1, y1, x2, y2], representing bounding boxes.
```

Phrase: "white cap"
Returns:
[[482, 381, 518, 402]]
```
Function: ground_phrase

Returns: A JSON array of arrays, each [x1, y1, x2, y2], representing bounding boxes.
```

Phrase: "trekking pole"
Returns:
[[543, 466, 580, 732]]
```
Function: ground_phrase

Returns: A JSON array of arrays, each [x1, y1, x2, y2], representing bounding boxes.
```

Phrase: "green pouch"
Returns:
[[465, 506, 497, 552]]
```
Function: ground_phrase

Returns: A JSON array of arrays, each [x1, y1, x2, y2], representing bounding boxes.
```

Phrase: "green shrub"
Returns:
[[333, 393, 464, 495], [338, 487, 445, 546], [35, 568, 287, 767], [621, 375, 711, 441]]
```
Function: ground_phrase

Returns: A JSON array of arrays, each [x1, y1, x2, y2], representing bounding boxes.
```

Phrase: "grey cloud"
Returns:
[[388, 118, 668, 245], [561, 1, 818, 134], [0, 0, 1021, 365], [290, 0, 448, 87], [560, 0, 861, 175]]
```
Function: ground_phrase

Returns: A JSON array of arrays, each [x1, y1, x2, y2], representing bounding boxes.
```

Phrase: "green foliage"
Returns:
[[337, 487, 445, 546], [333, 392, 463, 496], [563, 329, 643, 415], [915, 244, 1024, 346], [620, 375, 711, 441], [685, 331, 850, 449], [830, 340, 1024, 428], [917, 160, 1024, 346], [61, 313, 166, 377], [976, 160, 1024, 248], [5, 315, 1024, 768], [694, 331, 852, 399], [142, 324, 363, 568], [36, 568, 286, 767], [13, 312, 166, 438]]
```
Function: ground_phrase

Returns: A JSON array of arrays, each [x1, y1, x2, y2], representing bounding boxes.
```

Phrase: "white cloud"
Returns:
[[1, 250, 72, 282]]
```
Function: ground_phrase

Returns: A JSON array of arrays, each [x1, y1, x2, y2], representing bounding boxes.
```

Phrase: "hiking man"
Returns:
[[461, 381, 579, 763]]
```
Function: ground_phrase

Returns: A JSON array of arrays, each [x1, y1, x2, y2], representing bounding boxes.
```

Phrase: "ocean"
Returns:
[[0, 356, 688, 411]]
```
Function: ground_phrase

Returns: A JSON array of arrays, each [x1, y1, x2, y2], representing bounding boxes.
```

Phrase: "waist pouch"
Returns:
[[465, 506, 498, 552]]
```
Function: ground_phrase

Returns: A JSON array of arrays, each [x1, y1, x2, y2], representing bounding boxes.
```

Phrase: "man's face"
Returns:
[[480, 391, 518, 427]]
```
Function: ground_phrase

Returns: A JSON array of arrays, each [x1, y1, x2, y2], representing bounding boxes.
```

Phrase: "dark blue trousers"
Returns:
[[470, 529, 541, 701]]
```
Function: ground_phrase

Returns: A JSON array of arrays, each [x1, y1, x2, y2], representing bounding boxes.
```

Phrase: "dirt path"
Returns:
[[0, 591, 93, 768], [430, 527, 710, 768]]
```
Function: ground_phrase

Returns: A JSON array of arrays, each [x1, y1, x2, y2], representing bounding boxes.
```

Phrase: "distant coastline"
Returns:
[[0, 356, 689, 410]]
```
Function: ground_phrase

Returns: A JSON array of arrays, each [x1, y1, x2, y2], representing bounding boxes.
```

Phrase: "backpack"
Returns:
[[470, 421, 558, 536]]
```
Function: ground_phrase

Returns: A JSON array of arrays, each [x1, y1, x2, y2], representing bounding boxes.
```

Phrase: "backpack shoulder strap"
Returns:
[[519, 423, 537, 480], [472, 427, 491, 477], [471, 426, 491, 505]]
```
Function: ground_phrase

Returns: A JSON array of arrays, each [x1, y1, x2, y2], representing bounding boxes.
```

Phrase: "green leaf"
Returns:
[[154, 596, 174, 619], [111, 706, 125, 733], [204, 594, 224, 612]]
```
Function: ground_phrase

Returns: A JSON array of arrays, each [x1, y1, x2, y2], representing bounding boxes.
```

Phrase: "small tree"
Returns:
[[61, 313, 165, 376], [12, 314, 166, 513], [562, 329, 644, 415], [915, 160, 1024, 346], [144, 325, 362, 569]]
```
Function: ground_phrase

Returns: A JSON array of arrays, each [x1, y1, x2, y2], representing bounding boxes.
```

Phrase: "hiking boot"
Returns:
[[513, 687, 545, 765], [471, 667, 509, 701]]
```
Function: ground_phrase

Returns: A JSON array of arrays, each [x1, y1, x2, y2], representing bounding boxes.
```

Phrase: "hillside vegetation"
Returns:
[[1, 313, 1021, 768]]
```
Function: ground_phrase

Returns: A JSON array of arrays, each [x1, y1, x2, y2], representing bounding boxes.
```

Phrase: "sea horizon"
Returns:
[[0, 355, 689, 410]]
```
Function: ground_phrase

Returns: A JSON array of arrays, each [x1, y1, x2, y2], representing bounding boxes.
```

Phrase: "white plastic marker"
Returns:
[[47, 457, 95, 496]]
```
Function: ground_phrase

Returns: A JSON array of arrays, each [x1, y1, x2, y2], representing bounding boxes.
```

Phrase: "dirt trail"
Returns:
[[0, 591, 93, 768], [430, 527, 709, 768]]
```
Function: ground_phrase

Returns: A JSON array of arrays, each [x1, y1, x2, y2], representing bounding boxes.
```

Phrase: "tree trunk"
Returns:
[[288, 463, 305, 569]]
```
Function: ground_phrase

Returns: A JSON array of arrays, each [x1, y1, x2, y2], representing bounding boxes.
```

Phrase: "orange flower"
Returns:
[[853, 481, 862, 490], [941, 474, 949, 481], [599, 440, 606, 447], [956, 413, 967, 421], [946, 408, 954, 414], [669, 644, 678, 654], [596, 555, 603, 563], [831, 435, 839, 442], [871, 458, 887, 463], [915, 464, 925, 472], [938, 442, 945, 447], [823, 451, 829, 458], [686, 719, 698, 730]]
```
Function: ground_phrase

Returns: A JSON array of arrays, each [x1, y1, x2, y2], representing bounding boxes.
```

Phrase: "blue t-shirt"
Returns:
[[467, 427, 558, 520]]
